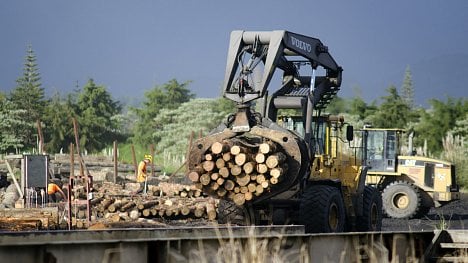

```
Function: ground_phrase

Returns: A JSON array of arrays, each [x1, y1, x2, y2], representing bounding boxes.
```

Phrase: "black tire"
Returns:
[[217, 199, 248, 225], [415, 191, 434, 218], [382, 181, 421, 219], [356, 186, 382, 231], [299, 185, 346, 233]]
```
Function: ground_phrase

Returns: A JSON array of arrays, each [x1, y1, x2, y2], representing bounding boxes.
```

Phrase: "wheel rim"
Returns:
[[393, 193, 409, 209], [328, 203, 339, 230]]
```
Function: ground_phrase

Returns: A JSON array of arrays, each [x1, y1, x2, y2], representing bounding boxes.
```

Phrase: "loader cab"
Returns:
[[277, 115, 347, 157], [363, 128, 403, 173]]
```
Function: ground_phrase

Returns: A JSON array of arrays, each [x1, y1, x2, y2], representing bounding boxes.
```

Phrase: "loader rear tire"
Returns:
[[382, 181, 421, 219], [356, 186, 382, 231], [299, 185, 346, 233], [217, 199, 249, 225]]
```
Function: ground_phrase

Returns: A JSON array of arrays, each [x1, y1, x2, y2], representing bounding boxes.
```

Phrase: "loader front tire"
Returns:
[[299, 185, 346, 233], [356, 186, 382, 231], [217, 199, 249, 225]]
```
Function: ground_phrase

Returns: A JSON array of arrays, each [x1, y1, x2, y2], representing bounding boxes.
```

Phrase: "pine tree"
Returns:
[[9, 45, 46, 150], [74, 79, 123, 153], [401, 65, 414, 109], [0, 95, 28, 153], [131, 79, 195, 145], [43, 92, 74, 153], [371, 85, 410, 129]]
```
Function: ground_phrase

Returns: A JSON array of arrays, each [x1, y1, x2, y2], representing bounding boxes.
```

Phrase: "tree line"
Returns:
[[0, 46, 236, 157], [1, 46, 466, 179], [326, 66, 467, 156]]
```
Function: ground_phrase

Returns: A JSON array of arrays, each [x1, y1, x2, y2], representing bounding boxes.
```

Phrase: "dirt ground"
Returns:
[[382, 192, 468, 232]]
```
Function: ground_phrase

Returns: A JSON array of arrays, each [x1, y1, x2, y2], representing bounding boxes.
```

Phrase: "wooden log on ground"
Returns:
[[120, 201, 136, 212], [180, 206, 191, 216], [107, 200, 124, 213], [151, 208, 158, 216], [206, 203, 217, 220], [129, 209, 140, 220], [90, 196, 104, 206], [0, 218, 42, 231], [194, 204, 205, 218], [142, 209, 151, 217], [100, 198, 115, 212]]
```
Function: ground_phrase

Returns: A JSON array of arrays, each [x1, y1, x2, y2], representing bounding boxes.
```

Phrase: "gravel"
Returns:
[[382, 192, 468, 232]]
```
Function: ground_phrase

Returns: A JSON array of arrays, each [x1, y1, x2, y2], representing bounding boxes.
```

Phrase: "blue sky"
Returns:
[[1, 1, 467, 106]]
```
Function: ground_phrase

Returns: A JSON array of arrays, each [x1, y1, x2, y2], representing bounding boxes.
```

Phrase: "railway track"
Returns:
[[0, 226, 467, 262]]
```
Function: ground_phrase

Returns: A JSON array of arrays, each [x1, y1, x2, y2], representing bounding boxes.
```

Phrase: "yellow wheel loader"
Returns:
[[362, 128, 460, 219]]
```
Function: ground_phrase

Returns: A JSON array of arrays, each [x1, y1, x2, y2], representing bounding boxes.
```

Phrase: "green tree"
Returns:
[[9, 45, 46, 150], [414, 97, 468, 154], [370, 85, 410, 129], [326, 96, 347, 114], [131, 79, 195, 145], [0, 95, 28, 153], [152, 98, 233, 170], [401, 65, 415, 109], [74, 79, 123, 153], [42, 92, 75, 153]]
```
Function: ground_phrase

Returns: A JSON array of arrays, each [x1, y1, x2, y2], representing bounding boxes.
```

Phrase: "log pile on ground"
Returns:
[[187, 140, 288, 206], [68, 181, 216, 229]]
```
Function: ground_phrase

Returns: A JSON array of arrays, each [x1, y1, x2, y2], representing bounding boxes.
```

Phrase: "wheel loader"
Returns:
[[362, 127, 460, 219], [187, 30, 382, 233]]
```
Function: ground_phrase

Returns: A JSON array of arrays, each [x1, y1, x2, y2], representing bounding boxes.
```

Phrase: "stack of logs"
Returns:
[[188, 140, 288, 206], [68, 182, 216, 229]]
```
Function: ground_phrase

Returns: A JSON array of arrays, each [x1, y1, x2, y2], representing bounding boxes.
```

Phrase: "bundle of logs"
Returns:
[[68, 182, 216, 229], [188, 140, 288, 206]]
